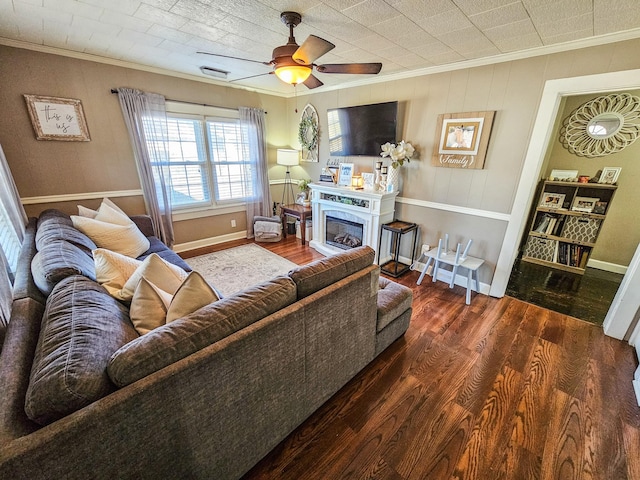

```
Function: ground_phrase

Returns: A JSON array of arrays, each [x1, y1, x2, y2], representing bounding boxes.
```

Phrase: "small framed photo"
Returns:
[[361, 172, 375, 190], [598, 167, 621, 184], [549, 169, 578, 182], [337, 163, 354, 187], [540, 192, 566, 209], [593, 201, 608, 214], [571, 196, 599, 213], [23, 94, 91, 141]]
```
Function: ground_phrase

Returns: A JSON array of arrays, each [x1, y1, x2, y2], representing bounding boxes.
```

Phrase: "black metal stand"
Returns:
[[377, 220, 418, 277]]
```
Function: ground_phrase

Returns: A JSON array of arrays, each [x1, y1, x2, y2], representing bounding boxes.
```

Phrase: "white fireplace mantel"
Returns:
[[309, 182, 398, 258]]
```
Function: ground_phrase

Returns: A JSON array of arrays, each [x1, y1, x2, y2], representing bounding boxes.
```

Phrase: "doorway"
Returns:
[[490, 68, 640, 341]]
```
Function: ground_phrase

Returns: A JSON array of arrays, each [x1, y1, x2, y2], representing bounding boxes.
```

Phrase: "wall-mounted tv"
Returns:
[[327, 101, 397, 157]]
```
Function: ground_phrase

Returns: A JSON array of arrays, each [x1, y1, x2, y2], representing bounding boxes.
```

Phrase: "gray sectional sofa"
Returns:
[[0, 209, 412, 479]]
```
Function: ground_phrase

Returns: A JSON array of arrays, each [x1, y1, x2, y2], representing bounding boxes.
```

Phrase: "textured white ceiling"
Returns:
[[2, 0, 640, 95]]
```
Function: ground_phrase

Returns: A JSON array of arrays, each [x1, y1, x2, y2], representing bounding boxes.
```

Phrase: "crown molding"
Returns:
[[3, 27, 640, 99]]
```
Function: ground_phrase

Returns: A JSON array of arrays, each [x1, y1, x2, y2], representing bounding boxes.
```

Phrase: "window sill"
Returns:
[[173, 203, 245, 222]]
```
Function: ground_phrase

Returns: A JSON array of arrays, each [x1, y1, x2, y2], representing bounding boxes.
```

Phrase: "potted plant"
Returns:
[[380, 141, 415, 192], [297, 178, 312, 206]]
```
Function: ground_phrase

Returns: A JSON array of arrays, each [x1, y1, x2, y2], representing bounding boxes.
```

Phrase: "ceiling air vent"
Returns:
[[199, 66, 229, 79]]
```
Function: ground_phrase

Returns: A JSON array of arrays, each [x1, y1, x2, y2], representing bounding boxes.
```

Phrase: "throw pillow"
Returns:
[[93, 248, 142, 297], [129, 277, 173, 335], [129, 271, 219, 335], [25, 275, 139, 425], [77, 205, 98, 218], [71, 216, 150, 258], [166, 271, 219, 323], [120, 253, 189, 302]]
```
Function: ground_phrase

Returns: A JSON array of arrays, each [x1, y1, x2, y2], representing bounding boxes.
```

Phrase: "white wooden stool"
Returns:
[[417, 236, 484, 304]]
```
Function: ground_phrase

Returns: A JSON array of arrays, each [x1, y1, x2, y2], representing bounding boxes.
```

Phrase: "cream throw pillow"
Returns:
[[72, 201, 150, 258], [94, 250, 187, 301], [78, 198, 126, 219], [130, 272, 219, 335], [120, 253, 188, 302], [93, 248, 142, 297]]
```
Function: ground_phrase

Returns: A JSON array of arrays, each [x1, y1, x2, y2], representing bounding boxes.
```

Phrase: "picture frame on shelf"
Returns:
[[548, 169, 579, 182], [23, 94, 91, 141], [598, 167, 621, 184], [337, 163, 354, 186], [571, 196, 599, 213], [540, 192, 566, 209], [361, 172, 375, 190], [593, 201, 608, 214]]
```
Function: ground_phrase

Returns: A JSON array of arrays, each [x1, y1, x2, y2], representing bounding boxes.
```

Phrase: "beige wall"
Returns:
[[2, 38, 640, 282], [284, 39, 640, 281], [0, 45, 287, 245], [543, 91, 640, 266]]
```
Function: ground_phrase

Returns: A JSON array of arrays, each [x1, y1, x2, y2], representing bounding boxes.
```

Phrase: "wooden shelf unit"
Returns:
[[521, 180, 616, 274]]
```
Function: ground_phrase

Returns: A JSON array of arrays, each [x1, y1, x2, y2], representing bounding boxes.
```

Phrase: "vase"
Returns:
[[387, 165, 400, 193]]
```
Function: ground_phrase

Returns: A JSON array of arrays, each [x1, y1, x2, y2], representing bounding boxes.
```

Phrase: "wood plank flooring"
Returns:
[[184, 237, 640, 479]]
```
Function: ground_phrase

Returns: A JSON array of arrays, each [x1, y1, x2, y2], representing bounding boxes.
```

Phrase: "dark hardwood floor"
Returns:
[[184, 236, 640, 480]]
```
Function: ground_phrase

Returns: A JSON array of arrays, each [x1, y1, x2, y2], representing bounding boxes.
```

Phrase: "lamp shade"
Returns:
[[276, 149, 300, 166], [274, 64, 312, 85]]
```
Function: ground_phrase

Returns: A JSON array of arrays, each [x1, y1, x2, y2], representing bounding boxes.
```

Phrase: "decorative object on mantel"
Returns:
[[299, 104, 319, 162], [431, 111, 495, 169], [560, 93, 640, 157], [380, 141, 415, 192], [23, 94, 91, 141]]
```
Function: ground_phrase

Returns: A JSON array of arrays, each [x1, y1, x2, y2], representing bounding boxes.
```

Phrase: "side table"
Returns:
[[280, 204, 312, 245], [377, 220, 418, 277]]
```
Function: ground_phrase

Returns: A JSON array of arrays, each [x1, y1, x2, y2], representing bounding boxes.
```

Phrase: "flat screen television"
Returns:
[[327, 101, 397, 156]]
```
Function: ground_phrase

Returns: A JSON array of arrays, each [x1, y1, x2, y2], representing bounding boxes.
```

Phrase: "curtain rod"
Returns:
[[109, 89, 266, 113]]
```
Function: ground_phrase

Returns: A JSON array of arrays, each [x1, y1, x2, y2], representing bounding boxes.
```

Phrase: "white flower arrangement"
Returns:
[[380, 141, 415, 169]]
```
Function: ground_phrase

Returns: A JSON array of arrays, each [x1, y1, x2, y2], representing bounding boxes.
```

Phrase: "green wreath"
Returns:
[[298, 116, 318, 151]]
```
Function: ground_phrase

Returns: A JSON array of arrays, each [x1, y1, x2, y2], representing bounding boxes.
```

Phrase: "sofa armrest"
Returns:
[[129, 215, 154, 237]]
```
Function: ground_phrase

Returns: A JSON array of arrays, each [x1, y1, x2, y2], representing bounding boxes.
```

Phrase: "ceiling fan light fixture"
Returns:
[[274, 64, 312, 85]]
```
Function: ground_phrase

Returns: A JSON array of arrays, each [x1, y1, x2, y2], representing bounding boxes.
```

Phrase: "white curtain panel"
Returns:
[[116, 88, 174, 247], [0, 144, 28, 326], [240, 107, 272, 238]]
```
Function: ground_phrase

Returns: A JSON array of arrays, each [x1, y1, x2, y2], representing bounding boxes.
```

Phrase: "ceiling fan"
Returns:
[[198, 11, 382, 89]]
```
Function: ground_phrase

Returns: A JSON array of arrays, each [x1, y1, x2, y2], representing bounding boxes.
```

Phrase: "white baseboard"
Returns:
[[173, 231, 247, 253], [586, 259, 628, 275]]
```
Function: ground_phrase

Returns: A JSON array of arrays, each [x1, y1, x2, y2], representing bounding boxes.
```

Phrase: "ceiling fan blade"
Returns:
[[293, 35, 335, 65], [229, 72, 274, 83], [197, 52, 271, 66], [316, 63, 382, 74], [303, 74, 324, 89]]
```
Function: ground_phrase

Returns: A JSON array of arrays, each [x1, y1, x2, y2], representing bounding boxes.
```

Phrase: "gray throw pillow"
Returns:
[[25, 276, 139, 425], [36, 220, 97, 254]]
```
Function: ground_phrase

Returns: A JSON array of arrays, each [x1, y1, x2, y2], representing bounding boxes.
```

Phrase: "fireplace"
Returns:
[[309, 183, 398, 259], [326, 216, 364, 250]]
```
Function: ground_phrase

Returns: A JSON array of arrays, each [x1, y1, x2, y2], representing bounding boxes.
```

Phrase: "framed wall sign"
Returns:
[[431, 111, 495, 169], [337, 163, 354, 186], [24, 94, 91, 141]]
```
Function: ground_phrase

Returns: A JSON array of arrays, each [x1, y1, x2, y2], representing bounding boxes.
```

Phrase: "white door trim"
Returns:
[[490, 68, 640, 340]]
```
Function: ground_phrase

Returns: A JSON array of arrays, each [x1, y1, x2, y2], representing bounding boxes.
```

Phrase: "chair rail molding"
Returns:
[[21, 189, 144, 205]]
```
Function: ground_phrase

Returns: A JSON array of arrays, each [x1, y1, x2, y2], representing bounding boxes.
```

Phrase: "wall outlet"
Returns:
[[231, 219, 236, 228]]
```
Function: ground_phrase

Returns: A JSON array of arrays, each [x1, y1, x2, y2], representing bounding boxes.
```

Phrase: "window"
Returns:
[[0, 201, 21, 282], [149, 109, 253, 211]]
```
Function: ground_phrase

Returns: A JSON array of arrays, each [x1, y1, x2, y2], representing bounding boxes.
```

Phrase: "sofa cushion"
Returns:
[[377, 277, 413, 333], [24, 276, 139, 425], [35, 220, 97, 254], [138, 236, 192, 272], [288, 245, 375, 299], [108, 276, 296, 387], [37, 209, 73, 229], [31, 241, 97, 295]]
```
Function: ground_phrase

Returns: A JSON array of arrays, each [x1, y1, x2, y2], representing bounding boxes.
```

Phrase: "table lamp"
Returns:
[[277, 149, 300, 206]]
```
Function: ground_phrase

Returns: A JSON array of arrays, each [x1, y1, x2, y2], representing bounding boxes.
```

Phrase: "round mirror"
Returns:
[[561, 93, 640, 157], [587, 113, 623, 139]]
